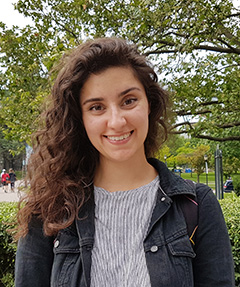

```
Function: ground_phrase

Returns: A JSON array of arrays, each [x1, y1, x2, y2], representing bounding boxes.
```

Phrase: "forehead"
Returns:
[[80, 66, 144, 100]]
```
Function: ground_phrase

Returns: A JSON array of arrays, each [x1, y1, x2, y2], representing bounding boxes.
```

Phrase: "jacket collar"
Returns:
[[148, 158, 196, 198], [76, 158, 196, 237]]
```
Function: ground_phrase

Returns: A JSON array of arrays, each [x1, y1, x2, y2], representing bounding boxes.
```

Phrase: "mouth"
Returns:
[[105, 131, 133, 141]]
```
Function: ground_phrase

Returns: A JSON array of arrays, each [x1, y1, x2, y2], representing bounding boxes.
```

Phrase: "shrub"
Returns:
[[0, 202, 18, 287], [220, 194, 240, 286], [0, 273, 14, 287], [232, 175, 240, 197]]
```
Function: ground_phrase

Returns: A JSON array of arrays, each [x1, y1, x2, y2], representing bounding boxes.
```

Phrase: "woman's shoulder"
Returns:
[[194, 183, 224, 217], [194, 183, 215, 203]]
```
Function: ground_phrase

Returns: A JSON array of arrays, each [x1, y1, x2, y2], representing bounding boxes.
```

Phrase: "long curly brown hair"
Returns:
[[17, 37, 169, 237]]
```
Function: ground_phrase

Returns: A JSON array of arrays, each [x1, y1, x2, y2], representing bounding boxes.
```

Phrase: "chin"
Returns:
[[107, 151, 142, 163]]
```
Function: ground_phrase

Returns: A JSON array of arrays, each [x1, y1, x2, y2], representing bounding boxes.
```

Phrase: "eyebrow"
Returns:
[[82, 87, 141, 105]]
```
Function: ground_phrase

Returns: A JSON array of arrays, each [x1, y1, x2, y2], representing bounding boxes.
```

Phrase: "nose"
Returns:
[[107, 107, 127, 130]]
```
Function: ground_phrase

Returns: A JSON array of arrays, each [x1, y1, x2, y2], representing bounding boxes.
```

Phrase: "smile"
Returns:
[[106, 132, 133, 141]]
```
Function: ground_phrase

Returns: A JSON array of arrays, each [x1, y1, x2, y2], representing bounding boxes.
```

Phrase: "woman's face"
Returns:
[[80, 66, 149, 164]]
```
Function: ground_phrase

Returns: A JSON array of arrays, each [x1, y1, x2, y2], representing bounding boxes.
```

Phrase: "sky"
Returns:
[[0, 0, 32, 28]]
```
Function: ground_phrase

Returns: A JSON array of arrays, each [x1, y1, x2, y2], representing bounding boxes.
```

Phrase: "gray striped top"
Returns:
[[90, 176, 159, 287]]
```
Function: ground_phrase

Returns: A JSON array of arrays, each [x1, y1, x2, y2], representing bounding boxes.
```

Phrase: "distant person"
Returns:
[[0, 169, 4, 187], [8, 168, 17, 192], [0, 168, 5, 177], [1, 169, 9, 193]]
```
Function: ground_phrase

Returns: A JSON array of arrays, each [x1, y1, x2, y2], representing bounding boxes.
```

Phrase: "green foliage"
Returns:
[[0, 0, 239, 146], [0, 131, 25, 164], [155, 135, 188, 168], [0, 202, 18, 286], [168, 56, 240, 142], [155, 144, 170, 161], [232, 175, 240, 197], [165, 134, 187, 156], [223, 156, 240, 179], [220, 195, 240, 285], [191, 144, 210, 179], [0, 24, 52, 143], [169, 142, 211, 182], [0, 272, 14, 287], [175, 141, 195, 167], [189, 138, 240, 180]]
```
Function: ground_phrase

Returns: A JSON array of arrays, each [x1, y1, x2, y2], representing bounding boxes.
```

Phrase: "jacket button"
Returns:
[[161, 197, 166, 202], [150, 245, 158, 253], [54, 240, 60, 248]]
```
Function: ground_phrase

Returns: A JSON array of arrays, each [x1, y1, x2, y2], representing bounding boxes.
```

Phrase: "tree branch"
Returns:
[[226, 12, 240, 18], [170, 121, 196, 130], [169, 130, 240, 141], [217, 37, 238, 51], [145, 43, 240, 55], [217, 122, 240, 128], [53, 19, 80, 44], [169, 130, 188, 135], [175, 106, 240, 116], [176, 109, 212, 116], [195, 134, 240, 141], [174, 99, 239, 117], [170, 120, 240, 130], [218, 25, 240, 48], [197, 100, 222, 106]]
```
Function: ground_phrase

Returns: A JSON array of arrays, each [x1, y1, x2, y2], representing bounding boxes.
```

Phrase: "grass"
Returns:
[[177, 172, 216, 189], [178, 171, 240, 194]]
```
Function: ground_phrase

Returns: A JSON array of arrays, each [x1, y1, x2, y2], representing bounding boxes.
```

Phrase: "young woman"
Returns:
[[15, 38, 234, 287]]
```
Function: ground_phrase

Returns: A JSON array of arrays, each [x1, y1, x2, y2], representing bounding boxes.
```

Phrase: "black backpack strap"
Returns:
[[180, 180, 198, 246]]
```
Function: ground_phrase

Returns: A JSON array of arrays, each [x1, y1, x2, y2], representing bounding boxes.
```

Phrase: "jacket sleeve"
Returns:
[[193, 184, 235, 286], [15, 217, 54, 287]]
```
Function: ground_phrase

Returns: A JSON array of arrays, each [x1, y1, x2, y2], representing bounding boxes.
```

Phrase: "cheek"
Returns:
[[83, 116, 103, 138], [133, 106, 149, 126]]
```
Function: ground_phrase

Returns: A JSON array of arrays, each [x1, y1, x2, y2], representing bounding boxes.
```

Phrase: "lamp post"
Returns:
[[204, 154, 208, 186], [215, 145, 223, 200], [164, 155, 167, 167]]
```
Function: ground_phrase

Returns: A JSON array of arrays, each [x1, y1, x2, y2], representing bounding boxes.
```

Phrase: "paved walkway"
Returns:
[[0, 180, 26, 202]]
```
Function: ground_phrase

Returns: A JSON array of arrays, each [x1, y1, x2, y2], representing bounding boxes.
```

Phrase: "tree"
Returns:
[[0, 131, 25, 170], [191, 144, 210, 182], [168, 60, 240, 142], [155, 144, 177, 168], [165, 134, 187, 156], [0, 0, 239, 145], [155, 135, 187, 168], [222, 157, 240, 179], [0, 22, 62, 142], [190, 136, 240, 178], [175, 142, 195, 168]]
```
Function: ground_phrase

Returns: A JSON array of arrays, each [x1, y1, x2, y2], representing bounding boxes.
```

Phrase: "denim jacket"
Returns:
[[15, 159, 235, 286]]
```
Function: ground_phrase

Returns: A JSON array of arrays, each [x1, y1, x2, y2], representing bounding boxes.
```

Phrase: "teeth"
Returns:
[[107, 133, 131, 141]]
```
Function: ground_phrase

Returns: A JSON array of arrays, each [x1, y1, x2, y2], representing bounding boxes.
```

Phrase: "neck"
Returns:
[[94, 156, 157, 192]]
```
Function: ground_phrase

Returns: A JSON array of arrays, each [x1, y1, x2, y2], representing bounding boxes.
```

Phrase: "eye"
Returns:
[[123, 98, 137, 106], [89, 104, 104, 111]]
